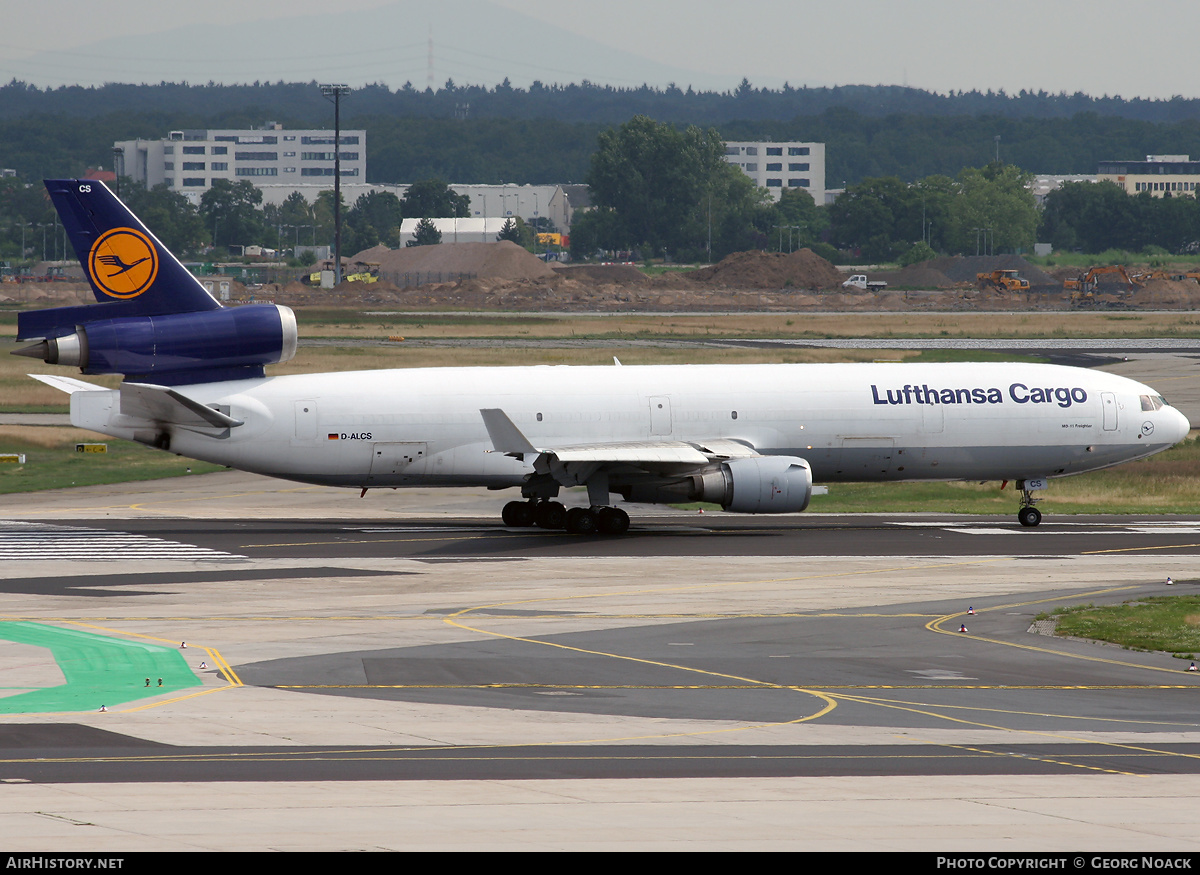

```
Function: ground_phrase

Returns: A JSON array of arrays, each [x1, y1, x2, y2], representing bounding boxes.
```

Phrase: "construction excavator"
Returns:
[[1063, 265, 1139, 307]]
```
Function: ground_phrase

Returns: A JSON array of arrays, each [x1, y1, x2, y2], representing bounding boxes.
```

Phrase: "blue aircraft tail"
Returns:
[[17, 180, 220, 341], [13, 180, 297, 386]]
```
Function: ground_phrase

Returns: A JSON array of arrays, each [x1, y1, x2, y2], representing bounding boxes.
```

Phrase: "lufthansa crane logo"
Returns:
[[88, 227, 159, 299]]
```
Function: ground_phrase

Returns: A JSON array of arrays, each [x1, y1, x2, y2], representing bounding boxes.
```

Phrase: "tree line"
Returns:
[[4, 103, 1200, 191], [7, 79, 1200, 125], [5, 117, 1200, 267]]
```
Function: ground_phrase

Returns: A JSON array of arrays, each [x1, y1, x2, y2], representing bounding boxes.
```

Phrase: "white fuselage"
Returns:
[[70, 361, 1190, 491]]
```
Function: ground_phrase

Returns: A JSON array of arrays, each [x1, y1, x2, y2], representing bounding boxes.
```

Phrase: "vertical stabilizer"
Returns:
[[20, 180, 220, 341], [47, 179, 219, 314]]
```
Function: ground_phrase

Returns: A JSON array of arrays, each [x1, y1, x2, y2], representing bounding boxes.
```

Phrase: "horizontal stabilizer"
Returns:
[[28, 374, 106, 394], [121, 382, 243, 430]]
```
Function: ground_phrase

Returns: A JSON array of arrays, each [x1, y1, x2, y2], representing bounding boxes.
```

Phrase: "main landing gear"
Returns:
[[501, 499, 630, 535]]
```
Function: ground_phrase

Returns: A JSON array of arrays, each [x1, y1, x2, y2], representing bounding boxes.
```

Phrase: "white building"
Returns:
[[1098, 155, 1200, 198], [397, 217, 514, 246], [113, 122, 366, 205], [723, 140, 826, 203], [256, 182, 576, 230], [1029, 174, 1098, 207]]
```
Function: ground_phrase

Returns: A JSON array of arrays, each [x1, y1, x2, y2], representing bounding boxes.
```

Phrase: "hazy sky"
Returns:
[[3, 0, 1200, 99]]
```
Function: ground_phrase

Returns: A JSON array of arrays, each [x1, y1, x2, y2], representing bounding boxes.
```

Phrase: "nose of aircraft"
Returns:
[[1168, 406, 1192, 444]]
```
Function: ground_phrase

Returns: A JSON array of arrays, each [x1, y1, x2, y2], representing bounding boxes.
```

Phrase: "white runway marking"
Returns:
[[897, 521, 1200, 536], [0, 521, 245, 561]]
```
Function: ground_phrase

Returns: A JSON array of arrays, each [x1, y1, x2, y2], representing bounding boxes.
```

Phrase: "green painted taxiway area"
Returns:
[[0, 621, 201, 713]]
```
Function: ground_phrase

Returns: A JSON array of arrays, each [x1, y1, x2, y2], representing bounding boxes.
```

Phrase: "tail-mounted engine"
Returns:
[[14, 304, 298, 385]]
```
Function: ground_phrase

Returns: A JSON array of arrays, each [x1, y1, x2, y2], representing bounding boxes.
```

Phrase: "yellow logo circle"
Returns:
[[88, 228, 159, 299]]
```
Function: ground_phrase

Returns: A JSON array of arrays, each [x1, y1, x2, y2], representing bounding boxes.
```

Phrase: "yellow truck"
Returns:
[[976, 269, 1030, 294]]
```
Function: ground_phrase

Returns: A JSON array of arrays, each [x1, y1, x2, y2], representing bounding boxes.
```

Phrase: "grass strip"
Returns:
[[1040, 596, 1200, 659]]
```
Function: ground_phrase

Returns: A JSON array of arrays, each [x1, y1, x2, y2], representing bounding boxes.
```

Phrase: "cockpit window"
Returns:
[[1140, 394, 1167, 411]]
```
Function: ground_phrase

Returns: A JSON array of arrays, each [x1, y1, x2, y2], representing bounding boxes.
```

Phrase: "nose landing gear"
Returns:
[[1016, 480, 1043, 527], [1017, 504, 1042, 528]]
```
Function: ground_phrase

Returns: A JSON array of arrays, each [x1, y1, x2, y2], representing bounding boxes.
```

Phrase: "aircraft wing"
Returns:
[[480, 407, 757, 486], [542, 438, 759, 465]]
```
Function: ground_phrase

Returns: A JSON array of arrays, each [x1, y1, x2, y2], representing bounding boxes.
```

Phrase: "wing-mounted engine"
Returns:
[[621, 455, 814, 514], [14, 304, 298, 386], [694, 456, 813, 513]]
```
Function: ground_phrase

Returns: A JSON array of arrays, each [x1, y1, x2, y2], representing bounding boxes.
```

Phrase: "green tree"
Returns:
[[199, 179, 264, 250], [568, 206, 623, 260], [773, 188, 828, 244], [401, 179, 470, 218], [271, 191, 316, 251], [346, 190, 403, 252], [585, 115, 767, 259], [946, 164, 1038, 254], [496, 217, 521, 243], [828, 180, 899, 256], [911, 175, 957, 253], [408, 216, 442, 246], [312, 189, 347, 250], [898, 241, 937, 266], [496, 216, 536, 249], [829, 167, 1039, 259]]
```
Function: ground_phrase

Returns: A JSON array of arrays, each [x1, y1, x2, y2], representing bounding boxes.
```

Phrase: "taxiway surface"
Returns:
[[3, 472, 1200, 850]]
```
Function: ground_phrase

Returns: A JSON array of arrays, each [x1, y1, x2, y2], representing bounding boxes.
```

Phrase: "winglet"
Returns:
[[480, 408, 538, 456]]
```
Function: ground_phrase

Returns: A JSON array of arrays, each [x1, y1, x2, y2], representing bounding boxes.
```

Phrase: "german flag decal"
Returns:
[[328, 434, 339, 440], [88, 227, 159, 299]]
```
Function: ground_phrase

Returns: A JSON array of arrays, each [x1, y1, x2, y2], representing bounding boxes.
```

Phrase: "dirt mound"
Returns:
[[687, 249, 844, 290], [347, 244, 394, 266], [0, 281, 93, 304], [362, 241, 556, 281], [1134, 279, 1200, 308]]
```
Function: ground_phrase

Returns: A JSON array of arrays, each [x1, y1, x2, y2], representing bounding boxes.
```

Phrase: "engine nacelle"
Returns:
[[22, 304, 297, 383], [696, 456, 813, 514]]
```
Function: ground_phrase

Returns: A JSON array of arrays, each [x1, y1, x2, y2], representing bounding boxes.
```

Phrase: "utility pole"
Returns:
[[112, 147, 123, 198], [320, 84, 351, 286]]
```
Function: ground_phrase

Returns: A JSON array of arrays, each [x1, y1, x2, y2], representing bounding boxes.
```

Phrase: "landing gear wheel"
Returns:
[[565, 506, 598, 535], [597, 507, 630, 535], [1018, 506, 1042, 528], [535, 501, 567, 530], [502, 500, 536, 527]]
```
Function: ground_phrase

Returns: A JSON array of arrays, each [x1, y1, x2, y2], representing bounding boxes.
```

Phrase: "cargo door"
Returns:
[[369, 442, 428, 481]]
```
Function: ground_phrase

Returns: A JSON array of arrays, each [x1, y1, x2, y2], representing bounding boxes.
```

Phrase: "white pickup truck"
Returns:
[[842, 274, 887, 292]]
